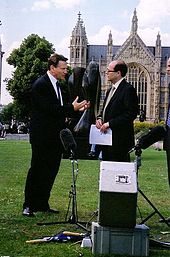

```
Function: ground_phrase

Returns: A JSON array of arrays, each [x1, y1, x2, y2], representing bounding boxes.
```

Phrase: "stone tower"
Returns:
[[107, 31, 113, 65], [69, 12, 88, 68]]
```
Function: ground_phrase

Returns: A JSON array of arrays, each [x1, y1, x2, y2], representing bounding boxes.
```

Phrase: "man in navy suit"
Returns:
[[23, 53, 89, 217], [96, 60, 138, 162]]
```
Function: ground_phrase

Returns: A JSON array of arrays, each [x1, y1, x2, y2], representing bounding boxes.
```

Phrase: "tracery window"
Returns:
[[71, 49, 74, 59], [127, 64, 147, 114], [82, 48, 84, 58], [76, 48, 79, 59]]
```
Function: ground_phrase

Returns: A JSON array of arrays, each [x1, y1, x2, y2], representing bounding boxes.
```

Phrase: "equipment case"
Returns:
[[91, 222, 149, 256], [99, 161, 138, 228]]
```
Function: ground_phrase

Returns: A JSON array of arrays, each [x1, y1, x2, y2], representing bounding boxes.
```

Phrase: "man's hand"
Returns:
[[96, 118, 103, 129], [100, 122, 109, 133], [72, 96, 90, 111], [96, 119, 109, 132]]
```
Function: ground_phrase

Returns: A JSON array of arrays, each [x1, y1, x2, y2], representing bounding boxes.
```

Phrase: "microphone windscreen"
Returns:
[[138, 125, 166, 149], [60, 128, 77, 152]]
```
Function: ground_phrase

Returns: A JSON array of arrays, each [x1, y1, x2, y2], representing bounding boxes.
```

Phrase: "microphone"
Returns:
[[60, 128, 77, 153], [138, 125, 166, 149], [129, 125, 167, 153]]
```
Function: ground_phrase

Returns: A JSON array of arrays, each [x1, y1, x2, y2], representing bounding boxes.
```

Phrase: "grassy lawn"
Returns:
[[0, 140, 169, 257]]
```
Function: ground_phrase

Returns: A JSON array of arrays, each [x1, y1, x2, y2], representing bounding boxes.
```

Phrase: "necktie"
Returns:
[[56, 81, 61, 104], [102, 86, 115, 120]]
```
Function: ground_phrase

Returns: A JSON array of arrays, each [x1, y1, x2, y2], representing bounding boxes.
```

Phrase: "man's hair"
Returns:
[[48, 53, 68, 70], [114, 60, 128, 77]]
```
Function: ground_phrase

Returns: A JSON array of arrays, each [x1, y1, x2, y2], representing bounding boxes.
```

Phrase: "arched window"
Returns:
[[71, 49, 74, 59], [76, 48, 79, 59], [82, 48, 84, 58], [127, 64, 147, 114]]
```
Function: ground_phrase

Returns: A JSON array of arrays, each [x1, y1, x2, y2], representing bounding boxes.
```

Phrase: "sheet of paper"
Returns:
[[89, 124, 112, 146]]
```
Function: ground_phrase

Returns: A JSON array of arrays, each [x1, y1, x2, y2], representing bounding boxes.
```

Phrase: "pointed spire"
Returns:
[[131, 8, 138, 34], [155, 32, 161, 59], [72, 11, 87, 38], [78, 11, 81, 21], [108, 30, 113, 45], [107, 31, 113, 64], [156, 32, 161, 47], [69, 12, 88, 68]]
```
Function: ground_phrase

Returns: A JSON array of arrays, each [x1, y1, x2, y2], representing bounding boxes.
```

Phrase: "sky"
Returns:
[[1, 0, 170, 104]]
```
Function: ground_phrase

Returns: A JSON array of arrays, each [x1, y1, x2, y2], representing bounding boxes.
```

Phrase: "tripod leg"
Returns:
[[138, 188, 170, 227], [37, 156, 90, 232], [65, 189, 73, 221]]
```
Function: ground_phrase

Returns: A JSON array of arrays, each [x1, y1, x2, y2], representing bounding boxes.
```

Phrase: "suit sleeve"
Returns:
[[108, 86, 138, 129], [31, 78, 75, 118]]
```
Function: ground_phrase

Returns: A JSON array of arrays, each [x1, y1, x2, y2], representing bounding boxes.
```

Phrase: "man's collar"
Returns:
[[113, 77, 124, 89]]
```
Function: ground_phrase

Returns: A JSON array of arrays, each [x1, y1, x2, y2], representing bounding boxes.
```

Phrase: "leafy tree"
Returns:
[[0, 102, 14, 124], [6, 34, 55, 120]]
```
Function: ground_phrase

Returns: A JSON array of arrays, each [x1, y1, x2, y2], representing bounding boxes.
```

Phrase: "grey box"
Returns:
[[91, 222, 149, 256], [99, 161, 138, 228]]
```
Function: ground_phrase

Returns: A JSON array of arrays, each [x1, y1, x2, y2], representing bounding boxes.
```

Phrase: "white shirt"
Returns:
[[102, 77, 125, 124], [47, 71, 63, 106], [112, 77, 124, 92]]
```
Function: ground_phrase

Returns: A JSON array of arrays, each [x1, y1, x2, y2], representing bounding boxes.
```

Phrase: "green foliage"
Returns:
[[0, 102, 14, 123], [6, 34, 55, 120], [134, 121, 165, 135], [0, 101, 29, 123], [0, 140, 169, 257]]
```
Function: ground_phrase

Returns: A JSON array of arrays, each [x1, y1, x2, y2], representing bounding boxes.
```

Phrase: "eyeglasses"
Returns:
[[106, 69, 117, 73]]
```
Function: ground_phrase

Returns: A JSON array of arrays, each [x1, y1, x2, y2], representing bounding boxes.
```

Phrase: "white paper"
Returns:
[[89, 124, 112, 146]]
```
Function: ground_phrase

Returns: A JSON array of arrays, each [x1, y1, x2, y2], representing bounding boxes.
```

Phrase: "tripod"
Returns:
[[37, 150, 90, 232], [134, 146, 170, 227]]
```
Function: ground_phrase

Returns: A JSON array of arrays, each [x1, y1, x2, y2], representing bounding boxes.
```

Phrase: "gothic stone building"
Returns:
[[69, 10, 170, 123]]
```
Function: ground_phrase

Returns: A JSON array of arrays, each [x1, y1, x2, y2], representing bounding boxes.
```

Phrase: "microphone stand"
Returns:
[[37, 149, 90, 232], [134, 145, 170, 227]]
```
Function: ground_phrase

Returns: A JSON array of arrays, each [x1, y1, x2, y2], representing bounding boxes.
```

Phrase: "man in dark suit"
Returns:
[[96, 60, 138, 162], [23, 53, 89, 217]]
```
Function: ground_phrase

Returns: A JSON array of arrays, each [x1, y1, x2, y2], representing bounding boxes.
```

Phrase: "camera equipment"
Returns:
[[137, 125, 166, 149], [60, 128, 77, 153], [37, 128, 89, 232], [130, 143, 169, 227]]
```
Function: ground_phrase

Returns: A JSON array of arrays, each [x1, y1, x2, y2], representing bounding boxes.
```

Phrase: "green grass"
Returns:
[[0, 140, 169, 257]]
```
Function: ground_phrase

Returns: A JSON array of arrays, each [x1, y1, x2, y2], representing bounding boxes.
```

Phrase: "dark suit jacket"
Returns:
[[98, 79, 138, 152], [29, 73, 75, 144]]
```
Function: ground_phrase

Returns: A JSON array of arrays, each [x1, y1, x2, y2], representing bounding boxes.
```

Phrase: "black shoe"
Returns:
[[32, 207, 59, 214], [22, 207, 35, 217], [45, 208, 60, 214]]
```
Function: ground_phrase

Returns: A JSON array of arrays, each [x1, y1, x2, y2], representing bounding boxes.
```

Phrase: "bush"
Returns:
[[134, 121, 165, 137]]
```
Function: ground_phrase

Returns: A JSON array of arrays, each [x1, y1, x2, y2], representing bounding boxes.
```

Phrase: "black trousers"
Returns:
[[101, 145, 130, 162], [23, 141, 62, 211]]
